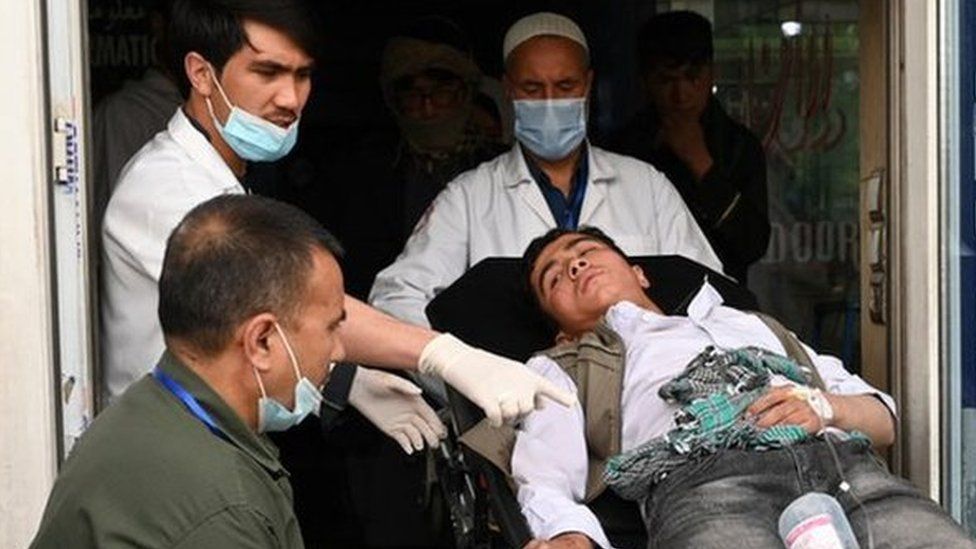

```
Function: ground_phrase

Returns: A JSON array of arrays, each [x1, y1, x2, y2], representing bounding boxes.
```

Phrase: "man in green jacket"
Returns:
[[32, 195, 356, 548]]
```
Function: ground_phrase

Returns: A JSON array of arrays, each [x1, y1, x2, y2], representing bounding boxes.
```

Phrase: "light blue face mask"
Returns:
[[252, 322, 325, 433], [513, 98, 587, 161], [206, 67, 299, 162]]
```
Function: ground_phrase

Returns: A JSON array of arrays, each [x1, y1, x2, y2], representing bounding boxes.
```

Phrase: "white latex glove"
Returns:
[[419, 334, 578, 427], [348, 366, 447, 454]]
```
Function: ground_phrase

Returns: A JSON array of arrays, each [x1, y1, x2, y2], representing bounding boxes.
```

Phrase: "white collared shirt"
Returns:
[[368, 143, 723, 326], [91, 68, 183, 224], [101, 108, 245, 401], [511, 281, 896, 548]]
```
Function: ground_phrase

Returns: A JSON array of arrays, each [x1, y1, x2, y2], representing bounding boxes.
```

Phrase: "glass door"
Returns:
[[694, 0, 889, 392]]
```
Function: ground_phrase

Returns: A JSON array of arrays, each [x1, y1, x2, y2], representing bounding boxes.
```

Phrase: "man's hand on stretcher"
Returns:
[[747, 385, 896, 448], [419, 334, 578, 427], [747, 385, 833, 434]]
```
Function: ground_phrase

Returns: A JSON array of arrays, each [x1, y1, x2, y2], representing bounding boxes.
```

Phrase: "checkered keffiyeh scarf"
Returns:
[[603, 346, 813, 502]]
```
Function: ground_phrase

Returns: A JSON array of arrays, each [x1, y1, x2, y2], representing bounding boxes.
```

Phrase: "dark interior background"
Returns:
[[89, 0, 658, 143]]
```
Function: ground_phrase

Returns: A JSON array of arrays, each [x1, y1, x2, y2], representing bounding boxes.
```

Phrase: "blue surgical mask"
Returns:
[[206, 66, 299, 162], [252, 322, 325, 433], [513, 98, 587, 161]]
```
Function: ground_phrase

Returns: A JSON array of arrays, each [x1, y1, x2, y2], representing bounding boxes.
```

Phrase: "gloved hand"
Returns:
[[419, 334, 578, 427], [348, 366, 447, 454]]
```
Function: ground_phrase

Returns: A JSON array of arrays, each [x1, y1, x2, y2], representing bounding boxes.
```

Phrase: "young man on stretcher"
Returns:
[[510, 226, 973, 549]]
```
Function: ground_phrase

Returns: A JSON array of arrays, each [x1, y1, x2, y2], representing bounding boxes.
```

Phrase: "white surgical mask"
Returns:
[[513, 98, 587, 161], [206, 65, 299, 162], [252, 322, 324, 433]]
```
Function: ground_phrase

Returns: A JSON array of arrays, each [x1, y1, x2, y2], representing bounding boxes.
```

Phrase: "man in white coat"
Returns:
[[101, 0, 573, 450], [369, 12, 723, 328]]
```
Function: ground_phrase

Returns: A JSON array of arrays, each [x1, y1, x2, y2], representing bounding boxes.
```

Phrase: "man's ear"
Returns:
[[185, 52, 215, 98], [241, 313, 278, 373], [633, 265, 651, 289]]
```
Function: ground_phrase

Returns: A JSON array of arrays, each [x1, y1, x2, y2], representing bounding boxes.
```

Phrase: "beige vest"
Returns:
[[459, 311, 823, 502]]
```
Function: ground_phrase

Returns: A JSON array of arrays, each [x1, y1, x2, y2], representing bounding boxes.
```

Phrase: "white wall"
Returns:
[[0, 0, 60, 546]]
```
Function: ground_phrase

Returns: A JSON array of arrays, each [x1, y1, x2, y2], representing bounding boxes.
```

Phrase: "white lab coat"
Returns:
[[101, 109, 245, 400], [369, 143, 723, 326], [91, 68, 183, 225]]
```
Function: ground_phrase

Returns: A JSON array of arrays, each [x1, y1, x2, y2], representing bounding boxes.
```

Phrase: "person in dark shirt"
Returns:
[[611, 10, 770, 284], [290, 18, 508, 547], [333, 16, 506, 299]]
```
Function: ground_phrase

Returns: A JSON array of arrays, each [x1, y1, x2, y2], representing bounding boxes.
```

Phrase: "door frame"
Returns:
[[889, 0, 942, 499]]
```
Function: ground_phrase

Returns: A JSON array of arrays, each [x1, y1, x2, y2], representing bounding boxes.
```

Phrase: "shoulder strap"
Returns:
[[460, 323, 627, 503], [542, 322, 626, 501], [458, 422, 516, 475], [752, 312, 827, 390]]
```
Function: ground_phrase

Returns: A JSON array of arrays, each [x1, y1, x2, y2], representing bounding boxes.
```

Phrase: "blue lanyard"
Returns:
[[153, 367, 228, 441]]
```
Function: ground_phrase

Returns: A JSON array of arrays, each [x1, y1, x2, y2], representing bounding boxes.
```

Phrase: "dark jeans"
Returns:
[[642, 438, 975, 548]]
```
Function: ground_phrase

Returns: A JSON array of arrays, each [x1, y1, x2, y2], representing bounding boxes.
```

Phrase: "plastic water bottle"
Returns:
[[778, 492, 860, 549]]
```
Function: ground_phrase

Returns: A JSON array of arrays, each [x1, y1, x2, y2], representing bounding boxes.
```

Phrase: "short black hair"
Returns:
[[637, 10, 713, 73], [158, 194, 343, 356], [521, 226, 627, 305], [168, 0, 319, 97]]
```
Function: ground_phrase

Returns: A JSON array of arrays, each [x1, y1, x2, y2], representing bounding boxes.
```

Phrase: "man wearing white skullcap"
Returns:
[[370, 11, 723, 342], [502, 11, 589, 62]]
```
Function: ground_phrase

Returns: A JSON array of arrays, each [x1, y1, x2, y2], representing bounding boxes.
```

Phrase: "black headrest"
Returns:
[[425, 255, 758, 363]]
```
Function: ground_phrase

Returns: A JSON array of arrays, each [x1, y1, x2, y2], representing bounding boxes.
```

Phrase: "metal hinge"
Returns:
[[864, 169, 887, 324]]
